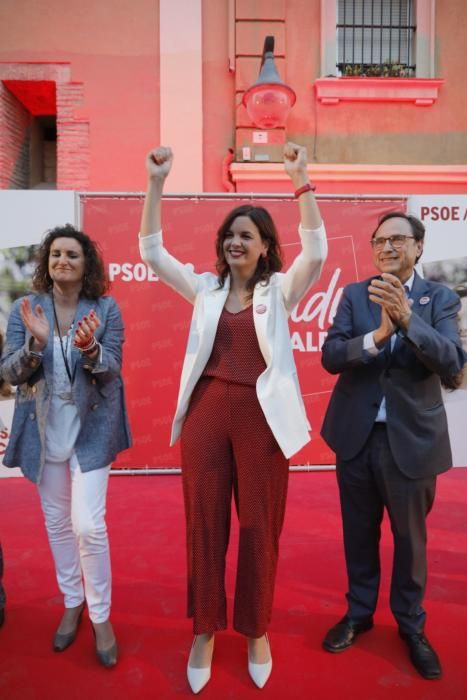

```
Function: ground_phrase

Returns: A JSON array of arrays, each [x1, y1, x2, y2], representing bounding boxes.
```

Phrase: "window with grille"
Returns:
[[337, 0, 416, 77]]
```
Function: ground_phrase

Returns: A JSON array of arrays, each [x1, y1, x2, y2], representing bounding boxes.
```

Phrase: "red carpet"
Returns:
[[0, 471, 466, 699]]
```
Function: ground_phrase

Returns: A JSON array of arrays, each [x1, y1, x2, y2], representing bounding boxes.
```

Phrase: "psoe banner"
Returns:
[[3, 194, 464, 471], [409, 195, 467, 468], [80, 195, 406, 469]]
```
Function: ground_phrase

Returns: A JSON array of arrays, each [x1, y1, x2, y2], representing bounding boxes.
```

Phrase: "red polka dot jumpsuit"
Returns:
[[180, 304, 289, 637]]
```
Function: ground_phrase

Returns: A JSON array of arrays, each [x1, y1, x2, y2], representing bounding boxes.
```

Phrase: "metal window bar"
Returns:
[[389, 0, 392, 64], [337, 0, 416, 77], [398, 2, 402, 66], [352, 0, 356, 65], [379, 0, 383, 67], [407, 2, 415, 71], [343, 0, 346, 71]]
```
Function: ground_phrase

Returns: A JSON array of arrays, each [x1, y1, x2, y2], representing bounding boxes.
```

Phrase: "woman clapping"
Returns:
[[1, 225, 131, 666]]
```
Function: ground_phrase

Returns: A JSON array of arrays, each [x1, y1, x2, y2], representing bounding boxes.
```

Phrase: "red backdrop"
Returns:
[[81, 195, 405, 467]]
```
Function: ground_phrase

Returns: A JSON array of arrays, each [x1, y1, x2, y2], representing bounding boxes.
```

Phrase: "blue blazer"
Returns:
[[0, 293, 132, 484], [320, 272, 465, 479]]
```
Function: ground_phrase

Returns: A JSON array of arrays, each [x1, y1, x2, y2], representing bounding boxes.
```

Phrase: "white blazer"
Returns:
[[139, 223, 327, 458]]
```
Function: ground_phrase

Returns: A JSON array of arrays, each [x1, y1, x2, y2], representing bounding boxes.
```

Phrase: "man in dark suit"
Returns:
[[320, 212, 465, 679]]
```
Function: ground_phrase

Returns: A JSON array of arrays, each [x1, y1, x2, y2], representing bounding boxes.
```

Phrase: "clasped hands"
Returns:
[[368, 273, 412, 347]]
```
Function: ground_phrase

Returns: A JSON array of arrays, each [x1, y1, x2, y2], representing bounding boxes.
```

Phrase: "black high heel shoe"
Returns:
[[53, 602, 85, 652], [91, 621, 118, 668]]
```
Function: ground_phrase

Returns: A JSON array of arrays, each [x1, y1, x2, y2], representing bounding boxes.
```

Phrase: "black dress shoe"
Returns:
[[399, 632, 442, 680], [53, 603, 85, 652], [323, 616, 374, 653], [0, 608, 4, 628]]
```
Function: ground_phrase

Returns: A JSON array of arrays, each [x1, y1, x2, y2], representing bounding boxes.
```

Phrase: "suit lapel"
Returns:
[[252, 281, 273, 365], [366, 278, 382, 330], [202, 277, 230, 354], [409, 271, 431, 315], [39, 294, 55, 383], [392, 271, 429, 355]]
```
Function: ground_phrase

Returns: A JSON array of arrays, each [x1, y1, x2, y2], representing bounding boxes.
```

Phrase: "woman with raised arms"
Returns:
[[139, 143, 327, 692]]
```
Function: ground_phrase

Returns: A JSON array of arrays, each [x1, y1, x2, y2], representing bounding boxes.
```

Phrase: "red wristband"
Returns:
[[294, 182, 316, 198], [77, 336, 97, 354]]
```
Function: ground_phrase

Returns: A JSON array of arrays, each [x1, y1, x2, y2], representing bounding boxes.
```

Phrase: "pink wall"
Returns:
[[202, 0, 236, 192], [227, 0, 467, 188], [1, 1, 466, 193], [0, 0, 160, 191], [298, 0, 467, 163], [294, 0, 467, 166]]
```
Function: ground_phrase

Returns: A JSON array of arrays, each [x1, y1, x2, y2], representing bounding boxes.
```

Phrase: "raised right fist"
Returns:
[[146, 146, 174, 180]]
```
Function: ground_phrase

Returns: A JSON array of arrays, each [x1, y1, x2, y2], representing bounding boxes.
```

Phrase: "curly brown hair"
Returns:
[[32, 224, 109, 298], [215, 204, 283, 296]]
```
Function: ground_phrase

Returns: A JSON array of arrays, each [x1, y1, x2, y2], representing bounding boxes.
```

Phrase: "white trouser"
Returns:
[[37, 453, 111, 623]]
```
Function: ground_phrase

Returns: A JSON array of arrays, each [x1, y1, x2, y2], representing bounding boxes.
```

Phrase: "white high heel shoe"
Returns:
[[248, 634, 272, 689], [187, 635, 214, 694]]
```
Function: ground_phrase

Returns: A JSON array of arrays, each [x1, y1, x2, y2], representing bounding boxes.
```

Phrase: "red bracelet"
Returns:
[[78, 336, 97, 354], [294, 182, 316, 198]]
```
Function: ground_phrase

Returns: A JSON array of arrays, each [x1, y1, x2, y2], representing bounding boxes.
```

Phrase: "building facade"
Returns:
[[1, 1, 467, 195]]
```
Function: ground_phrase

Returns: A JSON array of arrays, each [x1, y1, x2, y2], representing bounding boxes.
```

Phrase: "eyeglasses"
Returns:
[[370, 235, 415, 250]]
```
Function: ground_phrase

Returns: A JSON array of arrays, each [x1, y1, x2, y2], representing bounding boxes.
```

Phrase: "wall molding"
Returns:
[[314, 78, 444, 106], [230, 162, 467, 194]]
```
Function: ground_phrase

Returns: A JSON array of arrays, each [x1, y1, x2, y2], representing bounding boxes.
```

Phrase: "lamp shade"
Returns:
[[242, 36, 296, 129]]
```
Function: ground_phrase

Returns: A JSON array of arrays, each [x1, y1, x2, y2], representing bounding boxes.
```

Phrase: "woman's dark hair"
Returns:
[[32, 224, 109, 298], [215, 204, 283, 295]]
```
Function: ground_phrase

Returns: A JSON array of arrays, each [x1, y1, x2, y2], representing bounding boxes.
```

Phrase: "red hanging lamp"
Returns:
[[242, 36, 296, 129]]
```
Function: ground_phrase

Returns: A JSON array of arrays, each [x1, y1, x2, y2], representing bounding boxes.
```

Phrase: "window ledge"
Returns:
[[229, 163, 467, 195], [314, 77, 444, 106]]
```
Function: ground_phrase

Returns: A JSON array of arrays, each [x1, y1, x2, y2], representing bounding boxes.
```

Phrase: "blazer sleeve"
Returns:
[[80, 297, 125, 379], [280, 223, 328, 313], [139, 230, 207, 304], [321, 285, 379, 375], [322, 283, 466, 378], [0, 297, 44, 386], [400, 287, 465, 377]]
